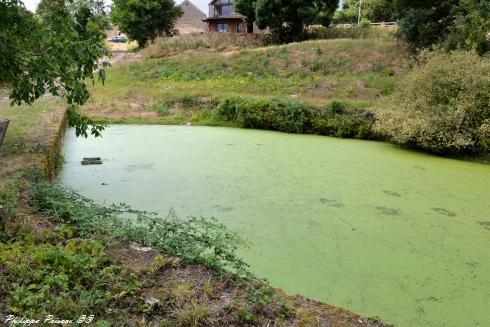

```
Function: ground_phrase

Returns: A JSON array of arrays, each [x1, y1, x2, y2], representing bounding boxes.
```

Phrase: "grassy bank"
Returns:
[[82, 38, 408, 125]]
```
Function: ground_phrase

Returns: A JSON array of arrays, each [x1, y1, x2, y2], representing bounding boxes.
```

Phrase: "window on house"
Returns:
[[214, 0, 235, 16], [217, 22, 229, 32], [222, 5, 232, 15], [237, 21, 243, 33]]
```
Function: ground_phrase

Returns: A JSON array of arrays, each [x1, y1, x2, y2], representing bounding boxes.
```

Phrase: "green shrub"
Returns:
[[371, 60, 395, 76], [144, 102, 171, 116], [316, 101, 375, 138], [235, 306, 260, 325], [360, 18, 372, 28], [213, 97, 374, 138], [267, 99, 312, 133], [326, 101, 346, 115], [375, 50, 490, 155], [0, 235, 139, 318], [216, 97, 245, 121], [216, 98, 311, 133], [0, 181, 20, 239], [236, 100, 270, 130], [179, 95, 200, 108]]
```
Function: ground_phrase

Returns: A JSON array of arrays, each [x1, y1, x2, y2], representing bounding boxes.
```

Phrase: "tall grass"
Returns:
[[143, 27, 397, 60], [306, 25, 397, 41], [143, 33, 268, 58]]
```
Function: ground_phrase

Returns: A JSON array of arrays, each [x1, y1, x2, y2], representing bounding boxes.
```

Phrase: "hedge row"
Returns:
[[211, 97, 375, 139]]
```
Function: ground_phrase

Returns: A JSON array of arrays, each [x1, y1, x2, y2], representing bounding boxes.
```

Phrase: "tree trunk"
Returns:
[[0, 119, 10, 152]]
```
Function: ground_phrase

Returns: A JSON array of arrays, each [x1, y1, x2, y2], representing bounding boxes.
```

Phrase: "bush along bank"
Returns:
[[142, 96, 377, 140], [0, 168, 392, 327], [375, 50, 490, 156], [214, 97, 376, 139]]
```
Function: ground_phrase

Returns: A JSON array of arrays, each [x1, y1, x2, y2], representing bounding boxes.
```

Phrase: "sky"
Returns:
[[21, 0, 210, 15]]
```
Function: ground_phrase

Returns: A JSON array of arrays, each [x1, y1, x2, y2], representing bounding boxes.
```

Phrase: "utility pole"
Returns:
[[358, 0, 363, 25]]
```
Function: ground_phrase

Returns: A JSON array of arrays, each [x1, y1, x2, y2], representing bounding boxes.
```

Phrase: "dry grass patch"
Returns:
[[143, 33, 267, 59]]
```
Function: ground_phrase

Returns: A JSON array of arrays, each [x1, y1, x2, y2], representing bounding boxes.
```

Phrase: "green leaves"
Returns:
[[396, 0, 490, 53], [335, 0, 397, 24], [236, 0, 338, 43], [0, 0, 109, 136], [0, 237, 130, 318], [213, 96, 375, 138], [67, 105, 106, 137], [375, 50, 490, 154], [28, 174, 253, 278], [111, 0, 183, 48]]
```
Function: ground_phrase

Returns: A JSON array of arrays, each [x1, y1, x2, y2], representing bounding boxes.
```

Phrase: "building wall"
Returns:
[[208, 21, 218, 32], [208, 19, 246, 33], [176, 0, 208, 34], [206, 0, 265, 34]]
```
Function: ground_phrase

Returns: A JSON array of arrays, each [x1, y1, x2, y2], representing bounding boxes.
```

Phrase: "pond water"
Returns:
[[59, 125, 490, 327]]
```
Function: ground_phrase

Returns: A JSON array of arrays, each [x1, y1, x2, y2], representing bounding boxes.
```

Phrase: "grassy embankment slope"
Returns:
[[82, 37, 408, 127]]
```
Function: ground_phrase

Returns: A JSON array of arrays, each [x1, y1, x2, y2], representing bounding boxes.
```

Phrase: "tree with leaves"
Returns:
[[69, 0, 110, 42], [395, 0, 460, 49], [0, 0, 110, 137], [396, 0, 490, 54], [110, 0, 183, 48], [442, 0, 490, 54], [234, 0, 256, 33], [334, 0, 397, 24], [235, 0, 338, 43]]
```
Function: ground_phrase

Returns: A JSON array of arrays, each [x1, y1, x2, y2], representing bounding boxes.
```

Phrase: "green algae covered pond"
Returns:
[[59, 125, 490, 327]]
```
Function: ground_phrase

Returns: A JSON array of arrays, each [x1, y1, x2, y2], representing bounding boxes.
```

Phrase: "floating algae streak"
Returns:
[[60, 125, 490, 327]]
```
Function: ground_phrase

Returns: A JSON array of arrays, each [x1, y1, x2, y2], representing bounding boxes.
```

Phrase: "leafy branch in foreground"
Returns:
[[67, 105, 106, 137], [0, 0, 109, 136], [27, 174, 252, 278]]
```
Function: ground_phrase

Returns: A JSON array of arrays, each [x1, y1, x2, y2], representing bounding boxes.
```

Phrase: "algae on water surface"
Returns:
[[59, 125, 490, 327]]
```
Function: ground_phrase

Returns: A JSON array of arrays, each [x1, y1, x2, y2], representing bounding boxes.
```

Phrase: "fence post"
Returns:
[[0, 119, 10, 152]]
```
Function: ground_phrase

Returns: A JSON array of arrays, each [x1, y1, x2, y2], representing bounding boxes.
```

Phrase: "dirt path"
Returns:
[[109, 51, 127, 65]]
